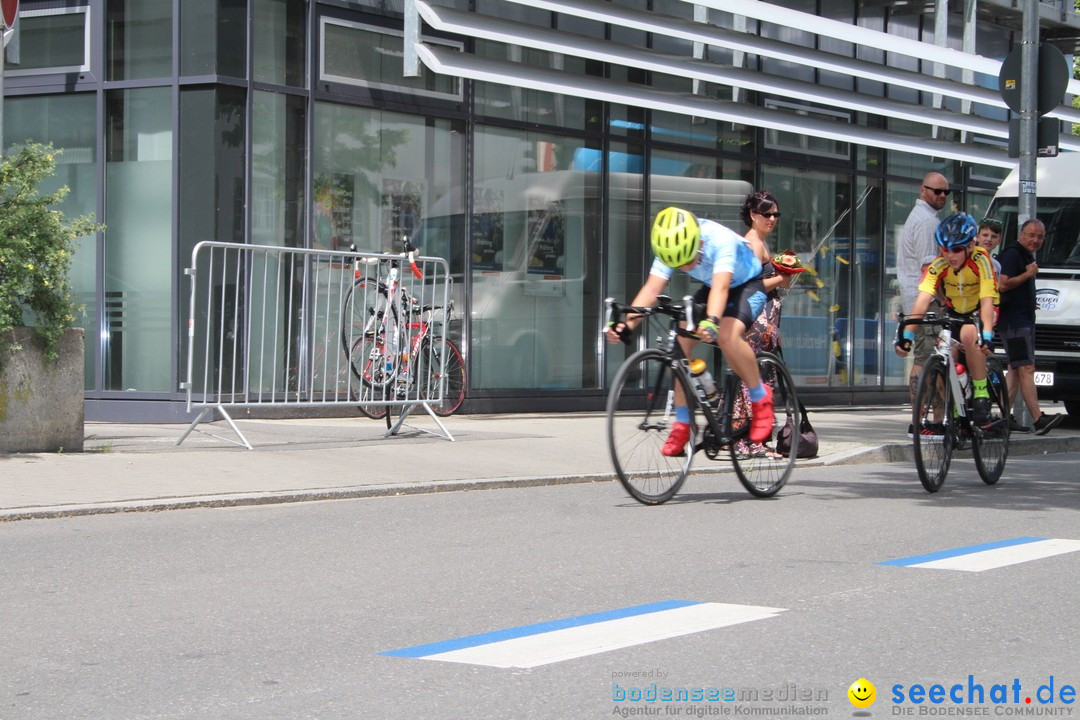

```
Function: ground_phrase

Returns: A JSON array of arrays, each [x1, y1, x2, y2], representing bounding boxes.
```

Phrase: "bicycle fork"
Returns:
[[938, 328, 968, 421]]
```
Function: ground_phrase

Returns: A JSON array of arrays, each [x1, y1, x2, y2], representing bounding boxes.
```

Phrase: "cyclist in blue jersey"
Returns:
[[605, 206, 774, 456]]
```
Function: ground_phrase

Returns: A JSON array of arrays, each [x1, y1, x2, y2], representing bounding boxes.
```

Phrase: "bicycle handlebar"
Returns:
[[893, 312, 977, 347], [349, 237, 423, 279], [604, 295, 707, 339]]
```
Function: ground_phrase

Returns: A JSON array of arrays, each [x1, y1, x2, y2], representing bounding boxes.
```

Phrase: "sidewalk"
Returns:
[[2, 405, 1077, 521]]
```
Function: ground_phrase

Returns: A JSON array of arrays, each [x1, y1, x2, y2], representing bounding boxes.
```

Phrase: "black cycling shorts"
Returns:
[[693, 274, 767, 329]]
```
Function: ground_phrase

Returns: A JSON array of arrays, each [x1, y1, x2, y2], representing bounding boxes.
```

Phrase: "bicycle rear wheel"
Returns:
[[606, 349, 695, 505], [349, 338, 391, 420], [913, 357, 953, 493], [728, 351, 799, 498], [973, 356, 1010, 485], [419, 336, 466, 416]]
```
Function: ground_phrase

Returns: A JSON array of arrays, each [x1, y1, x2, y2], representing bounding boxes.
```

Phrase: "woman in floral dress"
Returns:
[[733, 191, 797, 457]]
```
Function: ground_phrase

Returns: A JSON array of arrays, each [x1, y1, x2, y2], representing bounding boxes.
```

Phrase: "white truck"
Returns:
[[986, 152, 1080, 417]]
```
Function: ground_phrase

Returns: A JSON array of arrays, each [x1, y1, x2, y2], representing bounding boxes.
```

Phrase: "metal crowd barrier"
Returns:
[[178, 241, 455, 448]]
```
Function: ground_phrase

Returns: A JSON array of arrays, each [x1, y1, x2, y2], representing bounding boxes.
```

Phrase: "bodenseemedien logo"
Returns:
[[849, 678, 877, 709]]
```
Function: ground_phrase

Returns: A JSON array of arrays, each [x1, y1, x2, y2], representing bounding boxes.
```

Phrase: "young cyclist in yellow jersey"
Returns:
[[895, 213, 999, 428]]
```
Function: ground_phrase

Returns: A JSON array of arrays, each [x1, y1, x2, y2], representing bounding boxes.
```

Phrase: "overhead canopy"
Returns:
[[405, 0, 1080, 167]]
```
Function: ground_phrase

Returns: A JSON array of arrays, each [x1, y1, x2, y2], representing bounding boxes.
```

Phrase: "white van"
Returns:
[[986, 152, 1080, 417]]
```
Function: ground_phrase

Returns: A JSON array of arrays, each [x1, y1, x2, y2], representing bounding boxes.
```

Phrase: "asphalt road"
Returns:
[[2, 453, 1079, 719]]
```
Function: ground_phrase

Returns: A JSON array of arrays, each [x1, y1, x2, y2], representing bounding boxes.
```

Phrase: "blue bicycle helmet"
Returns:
[[935, 212, 978, 251]]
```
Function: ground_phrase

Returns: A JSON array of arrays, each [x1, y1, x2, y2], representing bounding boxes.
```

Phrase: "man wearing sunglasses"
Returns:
[[896, 172, 952, 429]]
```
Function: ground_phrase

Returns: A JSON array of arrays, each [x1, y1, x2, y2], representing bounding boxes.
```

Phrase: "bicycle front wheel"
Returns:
[[973, 356, 1010, 485], [341, 279, 401, 389], [728, 351, 799, 498], [913, 357, 953, 493], [606, 349, 695, 505], [419, 336, 466, 416]]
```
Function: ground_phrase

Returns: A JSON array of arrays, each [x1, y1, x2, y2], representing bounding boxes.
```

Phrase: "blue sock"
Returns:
[[676, 405, 691, 424], [748, 383, 767, 402]]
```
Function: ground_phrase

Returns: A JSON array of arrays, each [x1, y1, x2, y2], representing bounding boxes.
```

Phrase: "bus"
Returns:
[[986, 152, 1080, 417]]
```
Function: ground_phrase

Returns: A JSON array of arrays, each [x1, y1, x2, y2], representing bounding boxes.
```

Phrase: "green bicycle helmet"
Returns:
[[651, 207, 701, 268]]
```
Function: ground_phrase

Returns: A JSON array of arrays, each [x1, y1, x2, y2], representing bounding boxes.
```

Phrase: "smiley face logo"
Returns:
[[848, 678, 876, 708]]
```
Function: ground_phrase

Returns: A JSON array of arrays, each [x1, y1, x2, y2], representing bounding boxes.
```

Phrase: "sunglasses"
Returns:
[[943, 244, 971, 254], [756, 211, 781, 219], [980, 217, 1003, 230], [923, 185, 951, 197]]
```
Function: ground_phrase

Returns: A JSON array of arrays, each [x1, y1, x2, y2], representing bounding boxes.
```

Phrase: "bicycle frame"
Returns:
[[899, 312, 976, 423], [606, 295, 744, 447], [605, 294, 800, 502]]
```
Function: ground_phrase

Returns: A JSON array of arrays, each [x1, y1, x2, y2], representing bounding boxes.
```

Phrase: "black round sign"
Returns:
[[998, 43, 1070, 117]]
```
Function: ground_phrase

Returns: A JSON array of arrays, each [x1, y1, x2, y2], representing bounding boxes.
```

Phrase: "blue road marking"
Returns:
[[878, 536, 1047, 567], [381, 599, 700, 658]]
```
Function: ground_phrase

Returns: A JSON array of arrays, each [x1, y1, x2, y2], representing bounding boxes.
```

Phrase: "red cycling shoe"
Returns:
[[661, 422, 691, 456], [749, 385, 774, 444]]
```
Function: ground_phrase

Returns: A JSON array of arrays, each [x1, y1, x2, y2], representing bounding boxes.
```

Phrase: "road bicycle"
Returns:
[[605, 295, 801, 504], [897, 312, 1010, 493], [340, 239, 466, 427]]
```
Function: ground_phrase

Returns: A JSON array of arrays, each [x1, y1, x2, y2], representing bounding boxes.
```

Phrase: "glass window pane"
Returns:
[[179, 87, 246, 254], [180, 0, 246, 77], [849, 176, 885, 388], [179, 86, 246, 393], [4, 94, 99, 390], [253, 0, 306, 87], [473, 40, 600, 131], [471, 128, 603, 389], [251, 91, 307, 248], [604, 142, 645, 386], [313, 103, 464, 257], [104, 87, 174, 391], [320, 19, 460, 99], [762, 165, 852, 388], [107, 0, 172, 81], [7, 9, 88, 73]]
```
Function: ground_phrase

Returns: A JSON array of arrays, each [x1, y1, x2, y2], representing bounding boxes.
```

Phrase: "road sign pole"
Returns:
[[1018, 0, 1038, 223]]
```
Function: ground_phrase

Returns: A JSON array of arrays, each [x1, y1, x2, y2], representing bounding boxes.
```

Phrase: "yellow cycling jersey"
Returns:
[[917, 245, 998, 315]]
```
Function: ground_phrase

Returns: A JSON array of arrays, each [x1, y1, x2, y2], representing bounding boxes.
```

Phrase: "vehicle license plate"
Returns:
[[1034, 370, 1055, 386]]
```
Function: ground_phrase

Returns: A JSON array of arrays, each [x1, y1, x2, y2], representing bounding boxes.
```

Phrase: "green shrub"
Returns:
[[0, 143, 103, 365]]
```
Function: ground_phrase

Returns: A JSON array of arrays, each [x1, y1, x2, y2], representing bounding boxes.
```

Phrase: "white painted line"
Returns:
[[912, 538, 1080, 572], [420, 602, 784, 668]]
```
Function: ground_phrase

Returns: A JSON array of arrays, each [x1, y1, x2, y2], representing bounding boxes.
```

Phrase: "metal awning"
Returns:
[[415, 2, 1080, 153], [406, 0, 1078, 166], [417, 43, 1015, 168]]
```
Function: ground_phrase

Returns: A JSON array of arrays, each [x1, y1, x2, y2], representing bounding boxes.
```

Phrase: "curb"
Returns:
[[2, 435, 1076, 522], [0, 473, 617, 522]]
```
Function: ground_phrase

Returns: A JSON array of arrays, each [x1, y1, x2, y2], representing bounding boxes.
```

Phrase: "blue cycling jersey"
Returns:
[[649, 218, 762, 287]]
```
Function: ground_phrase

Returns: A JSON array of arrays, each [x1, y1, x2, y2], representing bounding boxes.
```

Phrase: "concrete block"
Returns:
[[0, 327, 85, 453]]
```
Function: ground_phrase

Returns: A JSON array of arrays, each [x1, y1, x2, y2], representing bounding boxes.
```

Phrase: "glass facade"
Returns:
[[0, 0, 1041, 419], [104, 87, 173, 392]]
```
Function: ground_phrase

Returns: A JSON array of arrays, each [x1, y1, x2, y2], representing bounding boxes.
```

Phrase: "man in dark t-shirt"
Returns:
[[997, 218, 1064, 435]]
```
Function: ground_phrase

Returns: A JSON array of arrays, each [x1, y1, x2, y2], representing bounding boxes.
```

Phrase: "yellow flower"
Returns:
[[26, 263, 35, 270]]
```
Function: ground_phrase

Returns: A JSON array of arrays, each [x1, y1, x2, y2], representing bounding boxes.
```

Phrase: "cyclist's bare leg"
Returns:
[[959, 324, 988, 381], [659, 332, 700, 457], [672, 333, 700, 407], [713, 317, 762, 390]]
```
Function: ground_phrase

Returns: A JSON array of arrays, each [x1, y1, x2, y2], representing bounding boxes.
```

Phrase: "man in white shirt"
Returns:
[[896, 172, 950, 432]]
